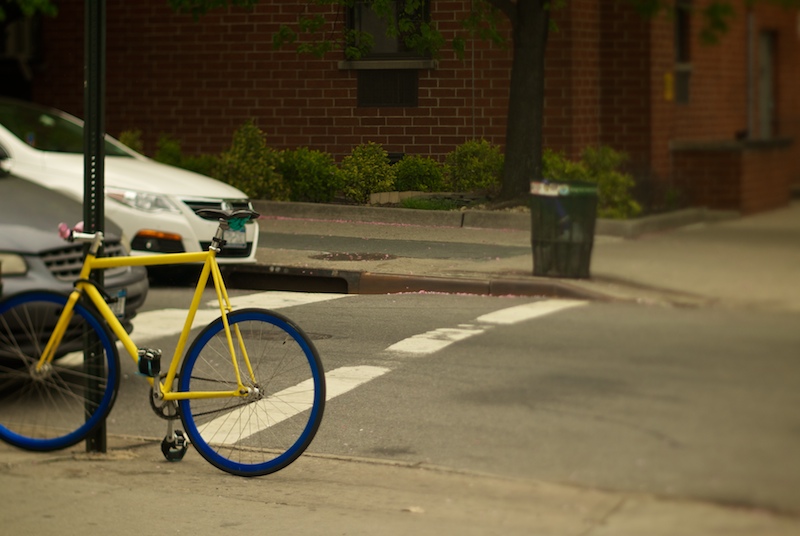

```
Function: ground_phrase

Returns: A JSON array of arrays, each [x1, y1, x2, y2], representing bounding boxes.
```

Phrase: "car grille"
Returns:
[[182, 199, 254, 220], [41, 240, 128, 281]]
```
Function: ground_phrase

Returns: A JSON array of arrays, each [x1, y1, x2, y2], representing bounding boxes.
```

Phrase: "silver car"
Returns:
[[0, 172, 149, 330]]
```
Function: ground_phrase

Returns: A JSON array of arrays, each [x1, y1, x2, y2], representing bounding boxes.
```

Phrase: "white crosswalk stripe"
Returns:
[[199, 366, 390, 445], [385, 324, 487, 354], [131, 308, 220, 342], [120, 294, 585, 442], [387, 299, 587, 356], [132, 291, 351, 343], [476, 299, 587, 325], [224, 291, 354, 310]]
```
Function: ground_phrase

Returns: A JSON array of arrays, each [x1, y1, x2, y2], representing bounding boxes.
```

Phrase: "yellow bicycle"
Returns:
[[0, 209, 325, 477]]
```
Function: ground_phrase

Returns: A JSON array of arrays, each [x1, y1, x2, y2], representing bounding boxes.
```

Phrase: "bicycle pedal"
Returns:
[[161, 430, 189, 462], [137, 348, 162, 377]]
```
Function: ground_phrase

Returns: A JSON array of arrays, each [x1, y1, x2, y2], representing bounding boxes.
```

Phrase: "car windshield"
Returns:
[[0, 101, 131, 157]]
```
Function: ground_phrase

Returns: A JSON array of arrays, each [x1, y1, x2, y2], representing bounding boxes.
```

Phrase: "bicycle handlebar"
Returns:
[[58, 222, 99, 243], [58, 209, 258, 252], [71, 231, 102, 243]]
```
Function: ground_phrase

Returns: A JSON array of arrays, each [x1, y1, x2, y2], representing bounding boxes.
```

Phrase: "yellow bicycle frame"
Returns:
[[38, 243, 256, 402]]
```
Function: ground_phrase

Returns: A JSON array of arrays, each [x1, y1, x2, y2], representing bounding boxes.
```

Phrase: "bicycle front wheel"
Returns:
[[0, 291, 120, 451], [179, 308, 325, 477]]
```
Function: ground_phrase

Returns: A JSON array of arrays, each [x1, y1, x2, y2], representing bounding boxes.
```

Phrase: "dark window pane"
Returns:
[[358, 70, 418, 107], [675, 0, 691, 63], [675, 70, 691, 104]]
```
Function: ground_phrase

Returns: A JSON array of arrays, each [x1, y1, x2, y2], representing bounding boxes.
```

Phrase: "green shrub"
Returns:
[[118, 129, 144, 153], [581, 146, 642, 219], [393, 155, 445, 192], [154, 134, 183, 168], [278, 147, 342, 203], [180, 153, 219, 177], [541, 148, 586, 183], [339, 142, 395, 204], [151, 134, 219, 177], [542, 146, 642, 219], [444, 139, 504, 195], [213, 120, 288, 200]]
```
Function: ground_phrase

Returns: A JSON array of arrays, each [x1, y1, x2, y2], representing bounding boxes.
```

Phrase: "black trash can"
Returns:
[[530, 181, 598, 278]]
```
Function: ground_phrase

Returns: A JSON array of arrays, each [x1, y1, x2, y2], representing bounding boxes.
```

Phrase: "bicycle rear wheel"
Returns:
[[0, 291, 120, 451], [179, 308, 325, 477]]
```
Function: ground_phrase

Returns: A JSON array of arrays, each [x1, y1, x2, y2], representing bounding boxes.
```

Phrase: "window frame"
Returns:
[[342, 1, 435, 108]]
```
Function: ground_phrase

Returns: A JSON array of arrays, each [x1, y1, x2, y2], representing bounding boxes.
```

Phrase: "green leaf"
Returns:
[[273, 25, 298, 49], [700, 1, 736, 44]]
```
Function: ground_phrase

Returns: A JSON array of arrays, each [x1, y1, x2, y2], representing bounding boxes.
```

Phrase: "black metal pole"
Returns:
[[84, 0, 106, 453]]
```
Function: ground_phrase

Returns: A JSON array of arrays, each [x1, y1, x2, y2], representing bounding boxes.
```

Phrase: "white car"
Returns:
[[0, 98, 258, 264]]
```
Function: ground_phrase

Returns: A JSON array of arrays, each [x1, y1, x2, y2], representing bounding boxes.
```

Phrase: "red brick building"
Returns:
[[7, 0, 800, 214]]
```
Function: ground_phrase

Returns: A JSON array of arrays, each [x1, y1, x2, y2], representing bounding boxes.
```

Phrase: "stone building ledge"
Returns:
[[670, 138, 793, 152]]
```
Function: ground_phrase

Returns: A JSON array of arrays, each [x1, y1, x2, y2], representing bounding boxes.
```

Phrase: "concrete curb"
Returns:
[[228, 262, 614, 302], [252, 200, 738, 238]]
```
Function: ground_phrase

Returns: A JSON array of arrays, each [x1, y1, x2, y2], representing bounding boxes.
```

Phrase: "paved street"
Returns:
[[118, 289, 800, 514], [3, 201, 800, 534]]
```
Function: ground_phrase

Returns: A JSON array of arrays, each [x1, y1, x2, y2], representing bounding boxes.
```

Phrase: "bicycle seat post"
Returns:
[[209, 220, 229, 252]]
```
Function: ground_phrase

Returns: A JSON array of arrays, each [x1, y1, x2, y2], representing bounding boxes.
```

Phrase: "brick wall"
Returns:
[[672, 140, 792, 213], [33, 0, 518, 162], [598, 1, 651, 175], [672, 148, 743, 210], [757, 5, 800, 189], [648, 10, 674, 182], [671, 3, 749, 141], [28, 0, 799, 211], [740, 143, 794, 213], [547, 0, 602, 158], [32, 0, 607, 163]]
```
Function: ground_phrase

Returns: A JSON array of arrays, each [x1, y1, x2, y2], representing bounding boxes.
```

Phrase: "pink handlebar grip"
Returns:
[[58, 221, 84, 240]]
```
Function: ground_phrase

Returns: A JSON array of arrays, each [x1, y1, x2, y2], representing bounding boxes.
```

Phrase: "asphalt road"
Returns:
[[106, 286, 800, 516]]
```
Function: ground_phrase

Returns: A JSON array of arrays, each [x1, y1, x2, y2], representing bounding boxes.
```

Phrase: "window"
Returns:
[[357, 69, 418, 107], [345, 1, 432, 108], [349, 0, 429, 59], [674, 0, 691, 104], [674, 0, 691, 63], [758, 31, 777, 138]]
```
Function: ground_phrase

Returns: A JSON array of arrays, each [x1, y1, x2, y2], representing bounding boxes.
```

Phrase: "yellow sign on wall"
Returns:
[[664, 72, 675, 102]]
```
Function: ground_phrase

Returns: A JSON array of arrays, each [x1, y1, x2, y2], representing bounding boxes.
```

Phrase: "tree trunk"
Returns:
[[498, 0, 550, 202]]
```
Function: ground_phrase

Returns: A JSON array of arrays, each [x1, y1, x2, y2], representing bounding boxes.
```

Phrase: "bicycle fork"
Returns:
[[34, 291, 83, 375]]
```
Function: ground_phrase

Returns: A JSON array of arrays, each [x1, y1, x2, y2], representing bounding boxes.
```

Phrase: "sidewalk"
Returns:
[[2, 435, 799, 535], [244, 199, 800, 313]]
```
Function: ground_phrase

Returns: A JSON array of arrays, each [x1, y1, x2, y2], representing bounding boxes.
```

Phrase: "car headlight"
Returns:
[[0, 253, 28, 276], [107, 189, 179, 213]]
